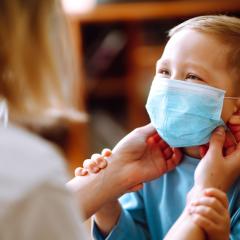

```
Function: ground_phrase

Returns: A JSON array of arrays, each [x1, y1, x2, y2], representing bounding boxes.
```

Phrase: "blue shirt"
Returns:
[[93, 155, 240, 240]]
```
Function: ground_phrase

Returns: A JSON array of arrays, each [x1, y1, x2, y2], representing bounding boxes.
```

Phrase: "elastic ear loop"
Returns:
[[0, 100, 8, 127], [224, 97, 240, 100]]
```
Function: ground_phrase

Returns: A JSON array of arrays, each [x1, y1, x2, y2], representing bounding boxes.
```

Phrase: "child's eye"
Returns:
[[185, 74, 202, 81], [158, 69, 171, 77]]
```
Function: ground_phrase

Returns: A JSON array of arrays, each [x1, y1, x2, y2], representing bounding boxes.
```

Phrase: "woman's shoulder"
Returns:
[[0, 124, 66, 164], [0, 124, 64, 158], [0, 125, 69, 201]]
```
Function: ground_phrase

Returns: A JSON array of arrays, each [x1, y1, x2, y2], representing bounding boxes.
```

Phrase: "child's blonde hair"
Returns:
[[169, 15, 240, 80], [0, 0, 86, 128]]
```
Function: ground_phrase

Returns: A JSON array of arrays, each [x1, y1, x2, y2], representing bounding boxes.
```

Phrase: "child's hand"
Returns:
[[75, 148, 112, 176], [188, 188, 230, 240], [75, 148, 144, 192]]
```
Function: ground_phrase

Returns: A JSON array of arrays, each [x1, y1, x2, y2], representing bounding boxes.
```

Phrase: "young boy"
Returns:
[[82, 15, 240, 239]]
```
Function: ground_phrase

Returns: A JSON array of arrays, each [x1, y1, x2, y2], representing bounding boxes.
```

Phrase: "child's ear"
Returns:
[[228, 99, 240, 125]]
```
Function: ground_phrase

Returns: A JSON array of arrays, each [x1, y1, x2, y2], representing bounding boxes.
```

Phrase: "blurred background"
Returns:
[[51, 0, 240, 173]]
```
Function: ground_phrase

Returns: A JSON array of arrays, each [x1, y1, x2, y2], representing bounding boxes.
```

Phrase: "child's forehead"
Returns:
[[159, 29, 230, 69], [166, 29, 224, 50]]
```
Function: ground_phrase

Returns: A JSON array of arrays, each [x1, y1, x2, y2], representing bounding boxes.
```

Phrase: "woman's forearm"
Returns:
[[66, 161, 127, 220]]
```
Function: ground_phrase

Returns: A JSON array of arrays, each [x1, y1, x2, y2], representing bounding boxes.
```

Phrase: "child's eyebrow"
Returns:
[[183, 61, 210, 76], [156, 59, 210, 77]]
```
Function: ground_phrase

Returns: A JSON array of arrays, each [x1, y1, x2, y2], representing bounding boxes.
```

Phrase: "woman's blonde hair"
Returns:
[[0, 0, 86, 128], [169, 15, 240, 78]]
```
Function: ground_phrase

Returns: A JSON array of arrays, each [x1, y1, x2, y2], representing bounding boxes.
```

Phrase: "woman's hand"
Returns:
[[199, 111, 240, 158], [193, 127, 240, 193], [75, 123, 183, 189], [109, 124, 183, 186]]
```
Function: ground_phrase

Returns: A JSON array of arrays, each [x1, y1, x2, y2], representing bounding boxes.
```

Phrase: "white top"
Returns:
[[0, 125, 90, 240]]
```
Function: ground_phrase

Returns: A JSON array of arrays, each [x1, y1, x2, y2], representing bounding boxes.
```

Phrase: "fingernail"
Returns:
[[215, 126, 225, 135]]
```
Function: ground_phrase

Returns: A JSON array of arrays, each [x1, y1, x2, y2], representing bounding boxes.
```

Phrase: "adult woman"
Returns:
[[0, 0, 89, 239]]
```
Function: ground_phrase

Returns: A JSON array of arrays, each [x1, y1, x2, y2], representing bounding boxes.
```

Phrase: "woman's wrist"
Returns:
[[94, 200, 121, 237]]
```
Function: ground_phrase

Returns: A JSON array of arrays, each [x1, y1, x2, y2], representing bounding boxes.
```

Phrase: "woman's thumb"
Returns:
[[138, 123, 157, 138], [208, 127, 226, 154]]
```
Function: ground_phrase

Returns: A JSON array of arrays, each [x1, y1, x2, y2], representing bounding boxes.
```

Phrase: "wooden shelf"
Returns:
[[66, 1, 240, 23], [87, 77, 126, 98]]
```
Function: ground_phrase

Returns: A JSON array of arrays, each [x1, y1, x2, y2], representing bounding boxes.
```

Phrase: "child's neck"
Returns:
[[182, 146, 201, 159]]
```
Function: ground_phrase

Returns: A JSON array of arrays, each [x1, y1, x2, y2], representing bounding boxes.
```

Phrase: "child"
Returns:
[[82, 15, 240, 239]]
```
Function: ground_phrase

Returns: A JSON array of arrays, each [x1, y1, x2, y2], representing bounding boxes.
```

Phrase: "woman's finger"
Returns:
[[163, 147, 173, 159]]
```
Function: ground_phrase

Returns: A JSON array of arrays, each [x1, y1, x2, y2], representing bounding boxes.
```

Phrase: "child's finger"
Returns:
[[91, 153, 102, 161], [191, 196, 225, 214], [91, 153, 108, 169], [204, 188, 229, 209], [83, 159, 100, 173], [189, 205, 220, 224], [75, 167, 88, 176], [191, 213, 217, 234], [95, 156, 108, 169], [101, 148, 112, 157]]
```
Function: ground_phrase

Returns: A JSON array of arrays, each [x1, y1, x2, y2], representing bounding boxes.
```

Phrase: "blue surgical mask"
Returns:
[[145, 76, 226, 147]]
